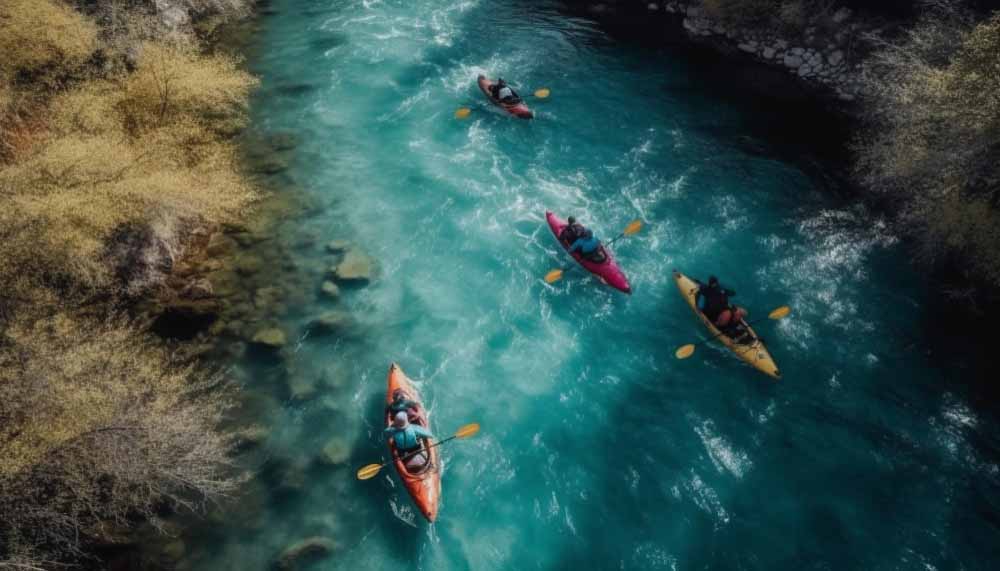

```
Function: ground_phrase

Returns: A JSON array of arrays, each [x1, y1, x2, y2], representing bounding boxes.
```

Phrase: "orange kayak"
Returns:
[[385, 363, 441, 522]]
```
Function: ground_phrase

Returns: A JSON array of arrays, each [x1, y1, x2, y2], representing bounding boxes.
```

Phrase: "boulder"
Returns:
[[331, 249, 374, 283], [307, 311, 353, 336], [320, 281, 341, 300], [832, 7, 851, 23], [827, 50, 844, 66], [274, 537, 336, 570], [762, 47, 776, 59], [206, 232, 237, 257], [288, 375, 318, 402], [317, 437, 351, 466], [783, 54, 803, 68], [251, 327, 286, 348]]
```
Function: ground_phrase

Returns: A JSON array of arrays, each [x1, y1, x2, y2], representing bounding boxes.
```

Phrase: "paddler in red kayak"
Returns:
[[559, 216, 607, 263], [489, 78, 521, 105], [384, 411, 435, 471]]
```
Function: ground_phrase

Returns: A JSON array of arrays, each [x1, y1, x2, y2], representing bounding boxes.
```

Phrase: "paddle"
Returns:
[[355, 422, 481, 481], [675, 306, 791, 359], [455, 88, 551, 119], [544, 219, 643, 284]]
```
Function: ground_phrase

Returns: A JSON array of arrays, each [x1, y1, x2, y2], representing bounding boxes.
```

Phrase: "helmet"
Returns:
[[708, 275, 719, 286], [567, 216, 576, 225], [497, 78, 506, 86]]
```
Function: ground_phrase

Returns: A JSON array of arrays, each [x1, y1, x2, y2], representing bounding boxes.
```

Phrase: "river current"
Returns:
[[187, 1, 1000, 569]]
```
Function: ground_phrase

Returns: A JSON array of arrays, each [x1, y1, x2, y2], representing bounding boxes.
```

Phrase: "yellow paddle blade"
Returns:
[[356, 463, 383, 481], [544, 269, 564, 284], [455, 423, 480, 438], [675, 344, 696, 359], [455, 107, 471, 119], [768, 306, 791, 320], [534, 88, 550, 98], [623, 219, 643, 236]]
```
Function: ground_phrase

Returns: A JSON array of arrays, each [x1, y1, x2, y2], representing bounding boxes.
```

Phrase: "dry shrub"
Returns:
[[855, 5, 1000, 283], [0, 0, 99, 84], [119, 42, 257, 135], [0, 314, 241, 563], [0, 44, 257, 302]]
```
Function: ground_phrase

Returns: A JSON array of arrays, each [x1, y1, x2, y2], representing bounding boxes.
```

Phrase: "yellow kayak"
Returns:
[[673, 271, 781, 379]]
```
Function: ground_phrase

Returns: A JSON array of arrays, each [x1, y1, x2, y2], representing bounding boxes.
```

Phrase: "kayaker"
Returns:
[[697, 276, 750, 341], [491, 78, 519, 104], [388, 390, 420, 421], [384, 411, 434, 470], [558, 216, 587, 244], [567, 225, 606, 263]]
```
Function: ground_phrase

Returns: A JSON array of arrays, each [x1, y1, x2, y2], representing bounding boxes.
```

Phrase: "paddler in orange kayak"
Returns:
[[384, 411, 435, 471]]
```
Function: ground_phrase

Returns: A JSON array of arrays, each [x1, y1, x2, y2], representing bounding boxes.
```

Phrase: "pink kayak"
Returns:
[[546, 211, 631, 294], [478, 75, 533, 119]]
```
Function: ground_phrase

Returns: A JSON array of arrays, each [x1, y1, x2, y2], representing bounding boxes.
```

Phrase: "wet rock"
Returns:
[[287, 374, 318, 402], [320, 281, 340, 300], [274, 537, 336, 570], [251, 327, 286, 348], [324, 239, 351, 253], [307, 311, 353, 336], [331, 249, 374, 284], [317, 437, 350, 466]]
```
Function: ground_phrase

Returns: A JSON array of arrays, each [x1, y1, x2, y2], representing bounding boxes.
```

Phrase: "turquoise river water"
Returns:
[[189, 0, 1000, 569]]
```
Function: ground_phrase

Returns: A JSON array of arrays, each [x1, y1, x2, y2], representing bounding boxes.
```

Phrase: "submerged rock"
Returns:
[[274, 537, 336, 570], [287, 374, 318, 402], [331, 249, 374, 283], [320, 280, 340, 300], [251, 327, 286, 348], [317, 437, 351, 466], [307, 311, 353, 336]]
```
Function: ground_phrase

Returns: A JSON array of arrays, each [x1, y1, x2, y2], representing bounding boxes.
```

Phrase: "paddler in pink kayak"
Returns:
[[489, 78, 521, 105], [559, 217, 607, 263]]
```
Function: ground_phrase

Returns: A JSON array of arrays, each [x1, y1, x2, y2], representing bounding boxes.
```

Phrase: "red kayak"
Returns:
[[546, 211, 631, 294], [385, 363, 441, 522], [478, 75, 533, 119]]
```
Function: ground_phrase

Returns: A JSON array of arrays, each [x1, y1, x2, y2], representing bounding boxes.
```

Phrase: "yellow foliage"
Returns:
[[120, 42, 258, 134], [0, 0, 98, 82]]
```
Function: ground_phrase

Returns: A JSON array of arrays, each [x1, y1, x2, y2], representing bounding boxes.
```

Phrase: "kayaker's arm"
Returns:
[[411, 425, 434, 440]]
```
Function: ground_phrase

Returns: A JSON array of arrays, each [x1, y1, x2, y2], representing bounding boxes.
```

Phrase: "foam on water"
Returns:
[[185, 1, 1000, 569]]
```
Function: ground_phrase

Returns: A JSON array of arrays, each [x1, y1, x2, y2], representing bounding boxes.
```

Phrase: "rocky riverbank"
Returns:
[[566, 0, 893, 105]]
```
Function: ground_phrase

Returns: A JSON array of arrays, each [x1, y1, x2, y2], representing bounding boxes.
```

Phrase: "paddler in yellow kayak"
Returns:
[[695, 276, 750, 342]]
